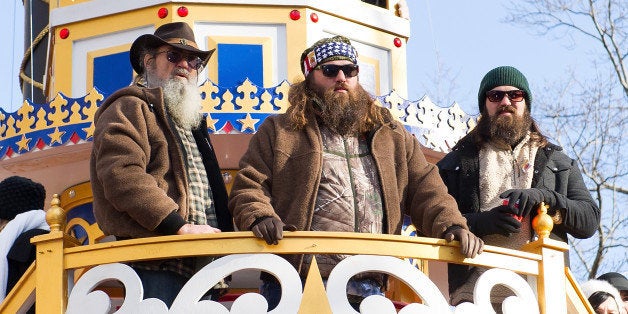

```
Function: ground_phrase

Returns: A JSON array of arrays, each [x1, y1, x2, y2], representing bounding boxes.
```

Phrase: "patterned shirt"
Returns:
[[131, 123, 217, 279], [304, 126, 385, 296]]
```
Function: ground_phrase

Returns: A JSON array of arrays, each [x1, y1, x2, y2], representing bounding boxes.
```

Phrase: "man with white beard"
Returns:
[[90, 22, 233, 306]]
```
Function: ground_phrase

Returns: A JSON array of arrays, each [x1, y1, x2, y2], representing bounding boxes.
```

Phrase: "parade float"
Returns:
[[1, 0, 593, 312]]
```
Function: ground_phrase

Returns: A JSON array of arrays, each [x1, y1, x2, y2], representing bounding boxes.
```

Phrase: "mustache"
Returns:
[[174, 68, 190, 77], [331, 82, 349, 91], [497, 105, 516, 114]]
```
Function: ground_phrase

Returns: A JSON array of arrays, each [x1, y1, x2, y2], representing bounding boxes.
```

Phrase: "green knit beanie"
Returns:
[[477, 66, 532, 113]]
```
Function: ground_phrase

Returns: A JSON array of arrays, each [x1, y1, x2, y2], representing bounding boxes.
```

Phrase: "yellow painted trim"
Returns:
[[300, 257, 332, 313], [56, 0, 92, 9], [50, 6, 163, 97], [34, 231, 68, 313], [52, 27, 74, 99], [85, 44, 133, 93], [359, 54, 382, 95], [183, 5, 308, 84], [0, 263, 35, 313], [565, 267, 595, 313], [59, 181, 93, 210], [58, 232, 541, 276], [207, 36, 273, 87]]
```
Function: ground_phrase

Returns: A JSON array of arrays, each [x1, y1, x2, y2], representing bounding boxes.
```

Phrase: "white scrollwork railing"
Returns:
[[67, 254, 539, 314]]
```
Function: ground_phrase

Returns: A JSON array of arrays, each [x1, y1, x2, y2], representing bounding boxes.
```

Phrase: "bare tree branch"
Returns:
[[505, 0, 628, 97]]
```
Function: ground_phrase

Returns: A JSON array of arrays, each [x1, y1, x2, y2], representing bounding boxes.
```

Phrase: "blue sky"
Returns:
[[1, 1, 595, 115]]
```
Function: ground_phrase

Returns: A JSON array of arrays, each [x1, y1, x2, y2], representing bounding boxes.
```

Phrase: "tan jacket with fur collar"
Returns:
[[229, 109, 468, 272]]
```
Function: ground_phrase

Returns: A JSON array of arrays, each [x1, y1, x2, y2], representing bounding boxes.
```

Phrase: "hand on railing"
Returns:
[[443, 226, 484, 258], [250, 216, 297, 245], [177, 224, 222, 235]]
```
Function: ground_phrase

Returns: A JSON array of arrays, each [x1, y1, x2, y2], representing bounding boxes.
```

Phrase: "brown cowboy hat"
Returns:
[[130, 22, 215, 74]]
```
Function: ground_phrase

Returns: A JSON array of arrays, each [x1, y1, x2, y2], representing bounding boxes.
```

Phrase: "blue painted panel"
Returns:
[[94, 51, 133, 95], [218, 43, 263, 87]]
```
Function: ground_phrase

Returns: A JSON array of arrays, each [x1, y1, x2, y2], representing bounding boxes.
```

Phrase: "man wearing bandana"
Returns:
[[437, 66, 600, 310], [228, 35, 484, 310]]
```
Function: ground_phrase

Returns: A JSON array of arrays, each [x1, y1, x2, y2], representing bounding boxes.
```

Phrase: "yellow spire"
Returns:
[[45, 194, 66, 232], [532, 202, 553, 239]]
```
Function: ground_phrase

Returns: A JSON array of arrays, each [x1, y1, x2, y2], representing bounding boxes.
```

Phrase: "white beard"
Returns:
[[162, 79, 203, 130]]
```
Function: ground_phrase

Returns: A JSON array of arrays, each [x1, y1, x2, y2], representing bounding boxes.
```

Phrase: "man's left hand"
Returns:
[[444, 226, 484, 258], [500, 188, 554, 218]]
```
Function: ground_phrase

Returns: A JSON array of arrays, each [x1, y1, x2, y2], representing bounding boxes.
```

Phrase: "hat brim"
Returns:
[[130, 34, 215, 74]]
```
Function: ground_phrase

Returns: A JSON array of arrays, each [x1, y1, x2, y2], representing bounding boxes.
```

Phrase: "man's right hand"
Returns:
[[466, 205, 522, 237], [251, 216, 289, 245], [177, 224, 221, 235]]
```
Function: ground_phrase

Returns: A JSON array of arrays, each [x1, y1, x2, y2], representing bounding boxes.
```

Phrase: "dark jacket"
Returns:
[[91, 85, 233, 238], [6, 229, 49, 293], [437, 135, 600, 294]]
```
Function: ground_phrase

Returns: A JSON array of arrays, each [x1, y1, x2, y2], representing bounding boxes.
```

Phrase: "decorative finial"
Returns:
[[532, 202, 553, 239], [45, 194, 67, 232]]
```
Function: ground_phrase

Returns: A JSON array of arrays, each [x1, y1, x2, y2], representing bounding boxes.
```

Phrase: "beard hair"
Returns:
[[478, 105, 533, 148], [145, 65, 202, 129], [311, 82, 373, 136], [162, 78, 203, 130]]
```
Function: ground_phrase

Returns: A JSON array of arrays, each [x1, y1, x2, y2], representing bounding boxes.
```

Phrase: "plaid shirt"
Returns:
[[132, 124, 218, 278]]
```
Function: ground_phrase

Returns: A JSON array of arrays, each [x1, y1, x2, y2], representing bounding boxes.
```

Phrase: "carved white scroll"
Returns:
[[66, 262, 167, 314], [66, 254, 302, 314], [454, 268, 540, 314], [327, 255, 451, 313], [67, 254, 538, 313]]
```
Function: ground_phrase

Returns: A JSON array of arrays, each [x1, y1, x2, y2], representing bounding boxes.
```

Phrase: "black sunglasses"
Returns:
[[154, 50, 204, 70], [486, 90, 526, 102], [317, 64, 359, 78]]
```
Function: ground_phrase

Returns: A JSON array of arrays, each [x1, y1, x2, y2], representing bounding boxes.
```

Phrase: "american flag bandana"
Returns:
[[303, 39, 358, 76]]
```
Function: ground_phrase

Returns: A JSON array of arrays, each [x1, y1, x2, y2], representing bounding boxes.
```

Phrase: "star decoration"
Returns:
[[83, 123, 95, 139], [48, 127, 66, 145], [238, 113, 260, 132], [16, 134, 32, 152], [206, 114, 219, 132]]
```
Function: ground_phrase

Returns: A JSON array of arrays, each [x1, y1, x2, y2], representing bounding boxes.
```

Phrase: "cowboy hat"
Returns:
[[130, 22, 215, 74]]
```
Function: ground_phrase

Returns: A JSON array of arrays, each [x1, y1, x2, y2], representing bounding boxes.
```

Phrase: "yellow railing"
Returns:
[[1, 195, 593, 313]]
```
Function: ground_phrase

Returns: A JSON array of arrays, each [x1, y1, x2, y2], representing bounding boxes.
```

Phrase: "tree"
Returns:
[[420, 52, 466, 109], [505, 0, 628, 280]]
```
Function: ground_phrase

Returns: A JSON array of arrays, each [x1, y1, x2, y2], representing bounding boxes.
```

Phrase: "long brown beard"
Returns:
[[311, 83, 374, 136], [478, 105, 533, 148]]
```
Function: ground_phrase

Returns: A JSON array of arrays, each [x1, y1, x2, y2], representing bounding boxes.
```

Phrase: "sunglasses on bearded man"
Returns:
[[316, 64, 360, 78], [486, 90, 526, 103], [153, 50, 204, 70]]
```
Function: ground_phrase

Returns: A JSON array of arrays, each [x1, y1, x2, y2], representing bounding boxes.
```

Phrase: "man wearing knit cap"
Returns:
[[90, 22, 233, 306], [229, 35, 484, 310], [437, 66, 600, 310]]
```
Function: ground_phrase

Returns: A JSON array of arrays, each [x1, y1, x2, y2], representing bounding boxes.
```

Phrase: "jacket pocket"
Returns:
[[540, 164, 569, 193]]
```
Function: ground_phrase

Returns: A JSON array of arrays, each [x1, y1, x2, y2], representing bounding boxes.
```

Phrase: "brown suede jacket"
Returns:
[[228, 109, 468, 272], [90, 85, 232, 238]]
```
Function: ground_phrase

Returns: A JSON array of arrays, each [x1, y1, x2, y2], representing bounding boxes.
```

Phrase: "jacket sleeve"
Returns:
[[228, 118, 281, 231], [91, 97, 180, 232], [403, 128, 469, 238], [544, 156, 600, 239]]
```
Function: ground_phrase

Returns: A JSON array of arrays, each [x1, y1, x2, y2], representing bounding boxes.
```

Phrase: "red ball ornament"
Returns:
[[289, 10, 301, 21], [158, 7, 168, 19], [59, 28, 69, 39], [393, 37, 402, 48], [177, 6, 188, 17], [310, 13, 319, 23]]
